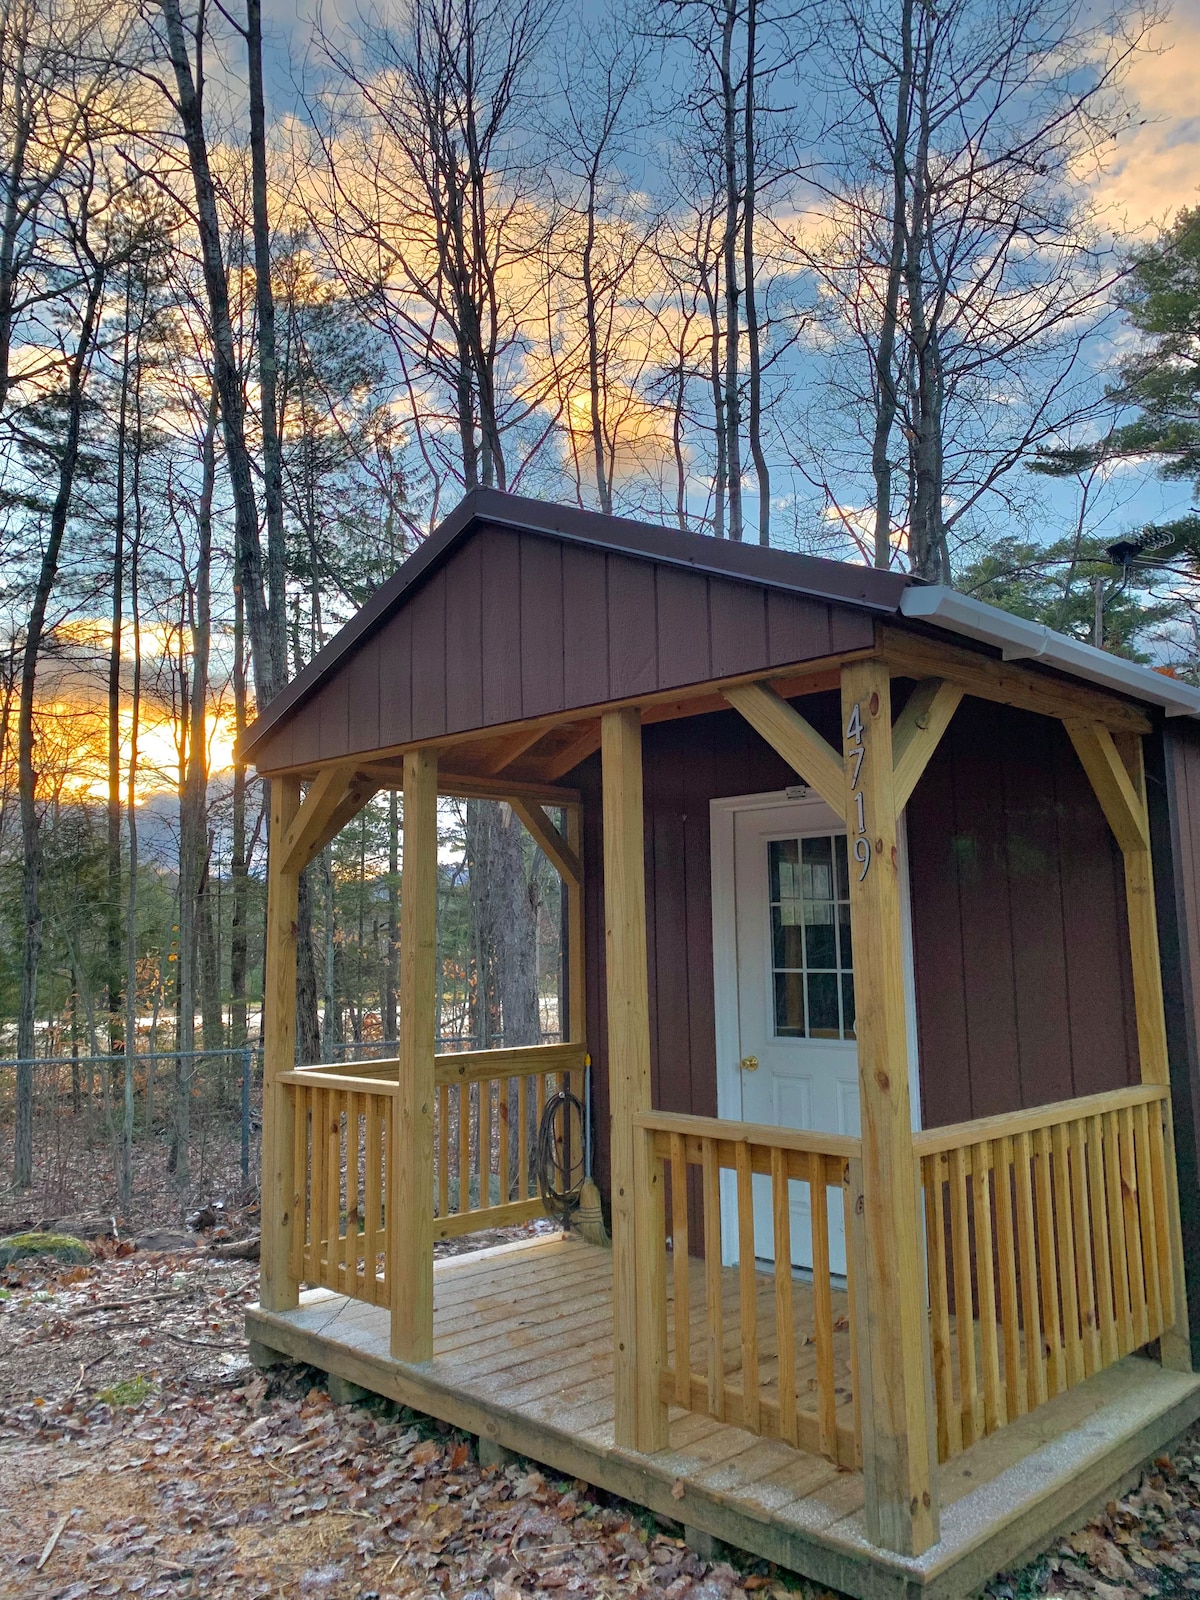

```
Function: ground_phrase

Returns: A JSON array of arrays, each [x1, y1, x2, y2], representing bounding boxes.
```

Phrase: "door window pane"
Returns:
[[768, 834, 854, 1041]]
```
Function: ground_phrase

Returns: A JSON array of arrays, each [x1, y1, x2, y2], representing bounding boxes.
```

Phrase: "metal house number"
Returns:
[[846, 701, 871, 881]]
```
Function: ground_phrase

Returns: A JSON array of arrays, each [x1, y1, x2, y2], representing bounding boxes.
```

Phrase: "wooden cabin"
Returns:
[[242, 488, 1200, 1600]]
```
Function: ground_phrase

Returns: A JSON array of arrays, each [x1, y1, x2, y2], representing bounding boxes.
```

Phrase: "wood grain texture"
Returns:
[[392, 748, 439, 1360], [602, 707, 668, 1450], [261, 775, 302, 1313], [840, 658, 938, 1555]]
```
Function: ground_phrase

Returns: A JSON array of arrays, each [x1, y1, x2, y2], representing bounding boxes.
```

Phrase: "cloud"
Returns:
[[1092, 5, 1200, 228]]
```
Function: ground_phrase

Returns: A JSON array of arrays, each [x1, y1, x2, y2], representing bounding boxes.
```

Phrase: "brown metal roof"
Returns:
[[241, 489, 911, 764]]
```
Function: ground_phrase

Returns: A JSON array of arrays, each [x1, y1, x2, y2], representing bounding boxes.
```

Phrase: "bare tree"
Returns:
[[798, 0, 1155, 577]]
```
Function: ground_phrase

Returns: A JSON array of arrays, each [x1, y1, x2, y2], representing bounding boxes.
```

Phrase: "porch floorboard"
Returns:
[[246, 1233, 1200, 1600]]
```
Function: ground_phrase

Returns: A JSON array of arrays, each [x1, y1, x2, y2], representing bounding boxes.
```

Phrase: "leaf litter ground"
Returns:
[[4, 1243, 1200, 1600]]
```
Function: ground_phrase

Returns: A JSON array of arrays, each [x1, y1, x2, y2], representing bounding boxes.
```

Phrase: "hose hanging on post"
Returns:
[[535, 1085, 586, 1226]]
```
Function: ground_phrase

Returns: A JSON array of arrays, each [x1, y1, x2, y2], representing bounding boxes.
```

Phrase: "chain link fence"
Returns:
[[0, 1046, 262, 1235], [0, 1033, 560, 1235]]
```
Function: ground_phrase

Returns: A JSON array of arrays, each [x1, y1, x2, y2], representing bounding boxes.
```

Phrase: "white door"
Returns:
[[713, 792, 921, 1277]]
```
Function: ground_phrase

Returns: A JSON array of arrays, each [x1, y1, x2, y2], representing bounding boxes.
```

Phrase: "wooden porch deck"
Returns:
[[247, 1232, 1200, 1600]]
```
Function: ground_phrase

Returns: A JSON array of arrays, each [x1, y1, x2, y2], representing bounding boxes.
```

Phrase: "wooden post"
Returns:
[[602, 708, 668, 1452], [391, 748, 439, 1362], [841, 660, 939, 1555], [260, 775, 302, 1313]]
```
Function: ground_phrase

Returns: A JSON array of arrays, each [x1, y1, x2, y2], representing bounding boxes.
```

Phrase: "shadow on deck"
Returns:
[[247, 1233, 1200, 1600]]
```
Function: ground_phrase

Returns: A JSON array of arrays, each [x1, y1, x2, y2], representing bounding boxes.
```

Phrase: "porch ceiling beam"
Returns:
[[722, 682, 846, 817], [280, 762, 361, 874], [878, 623, 1152, 734], [536, 721, 602, 781], [478, 726, 548, 775], [354, 762, 580, 808], [891, 678, 963, 811], [509, 797, 582, 888], [1063, 721, 1150, 853]]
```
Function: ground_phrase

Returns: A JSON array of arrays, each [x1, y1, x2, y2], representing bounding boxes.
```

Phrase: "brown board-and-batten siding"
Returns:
[[249, 522, 876, 772], [577, 696, 1139, 1201], [1152, 721, 1200, 1360]]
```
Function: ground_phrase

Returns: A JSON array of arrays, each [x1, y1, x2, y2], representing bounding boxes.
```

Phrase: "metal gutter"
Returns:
[[899, 586, 1200, 720]]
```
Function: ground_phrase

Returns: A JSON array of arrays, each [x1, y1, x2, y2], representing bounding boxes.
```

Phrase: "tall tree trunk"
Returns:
[[320, 845, 340, 1058], [157, 0, 275, 708], [245, 0, 287, 693], [14, 249, 105, 1188], [870, 0, 914, 569], [175, 387, 217, 1185], [228, 584, 248, 1051], [296, 869, 321, 1063], [720, 0, 742, 541], [582, 157, 612, 514], [107, 278, 132, 1056], [741, 0, 769, 546]]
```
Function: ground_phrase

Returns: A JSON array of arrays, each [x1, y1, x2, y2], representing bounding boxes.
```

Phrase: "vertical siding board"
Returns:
[[480, 527, 524, 725], [828, 604, 875, 655], [765, 591, 831, 668], [376, 609, 413, 749], [906, 723, 973, 1125], [443, 534, 484, 733], [606, 553, 657, 698], [952, 704, 1023, 1116], [318, 668, 351, 763], [519, 533, 566, 718], [288, 701, 320, 766], [408, 568, 448, 740], [345, 640, 382, 757], [655, 567, 712, 690], [1004, 715, 1074, 1105], [562, 542, 611, 707], [709, 578, 769, 678], [1055, 723, 1139, 1094]]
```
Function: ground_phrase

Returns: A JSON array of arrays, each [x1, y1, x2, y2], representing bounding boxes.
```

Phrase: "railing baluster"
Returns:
[[1087, 1112, 1118, 1366], [1118, 1107, 1148, 1348], [972, 1143, 1003, 1435], [459, 1081, 472, 1214], [1068, 1118, 1099, 1376], [844, 1161, 863, 1469], [735, 1140, 759, 1433], [809, 1153, 836, 1460], [1051, 1122, 1083, 1387], [1013, 1130, 1046, 1412], [1104, 1109, 1133, 1354], [924, 1153, 957, 1460], [992, 1135, 1023, 1420], [1147, 1101, 1175, 1328], [480, 1077, 493, 1211], [290, 1084, 309, 1285], [1133, 1100, 1163, 1338], [670, 1132, 691, 1406], [701, 1138, 725, 1421], [771, 1147, 796, 1446], [1033, 1127, 1064, 1397], [366, 1092, 384, 1305], [499, 1077, 511, 1204], [437, 1083, 449, 1219], [948, 1143, 978, 1445], [517, 1074, 529, 1201], [347, 1092, 363, 1300]]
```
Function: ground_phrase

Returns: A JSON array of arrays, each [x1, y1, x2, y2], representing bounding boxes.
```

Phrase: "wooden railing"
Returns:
[[916, 1082, 1182, 1462], [280, 1043, 583, 1304], [634, 1110, 862, 1468], [284, 1071, 396, 1306]]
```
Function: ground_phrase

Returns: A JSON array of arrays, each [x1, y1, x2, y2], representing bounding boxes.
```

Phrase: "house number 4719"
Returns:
[[845, 702, 871, 881]]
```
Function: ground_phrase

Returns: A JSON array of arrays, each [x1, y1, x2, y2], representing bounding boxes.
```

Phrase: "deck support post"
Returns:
[[391, 748, 439, 1362], [261, 775, 302, 1313], [1066, 723, 1192, 1372], [602, 708, 669, 1453], [840, 659, 939, 1556]]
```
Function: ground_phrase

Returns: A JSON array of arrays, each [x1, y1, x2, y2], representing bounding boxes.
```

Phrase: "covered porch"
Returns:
[[243, 490, 1200, 1597]]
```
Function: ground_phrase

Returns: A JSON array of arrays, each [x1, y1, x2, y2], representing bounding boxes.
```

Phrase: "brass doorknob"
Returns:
[[740, 1056, 759, 1072]]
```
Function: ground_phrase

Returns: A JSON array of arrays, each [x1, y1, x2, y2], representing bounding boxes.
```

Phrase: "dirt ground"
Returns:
[[4, 1240, 1200, 1600]]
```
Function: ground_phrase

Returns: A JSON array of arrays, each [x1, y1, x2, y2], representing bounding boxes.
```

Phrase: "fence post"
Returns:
[[241, 1045, 252, 1186]]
